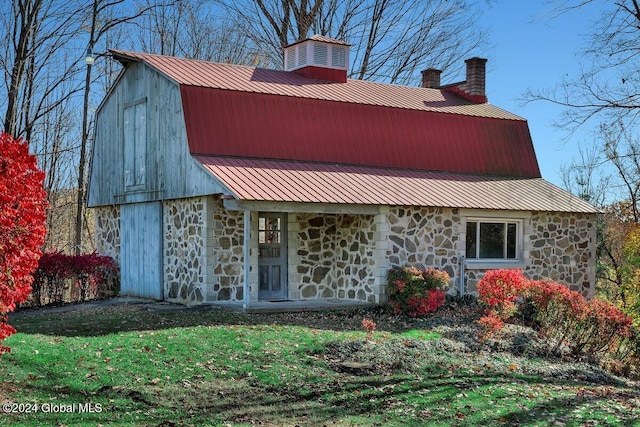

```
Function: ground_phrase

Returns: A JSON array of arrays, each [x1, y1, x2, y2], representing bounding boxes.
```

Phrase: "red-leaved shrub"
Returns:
[[476, 270, 633, 360], [527, 280, 632, 355], [388, 266, 449, 317], [0, 133, 48, 354], [477, 269, 530, 322], [30, 252, 119, 307]]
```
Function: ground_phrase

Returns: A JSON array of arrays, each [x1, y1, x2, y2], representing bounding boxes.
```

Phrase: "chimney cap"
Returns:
[[465, 56, 488, 63]]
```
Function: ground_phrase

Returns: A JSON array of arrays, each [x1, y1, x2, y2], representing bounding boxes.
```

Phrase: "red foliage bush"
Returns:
[[477, 269, 530, 322], [476, 270, 633, 359], [388, 266, 449, 317], [478, 312, 504, 333], [0, 133, 48, 354], [528, 281, 631, 356], [30, 252, 119, 307], [403, 289, 446, 317]]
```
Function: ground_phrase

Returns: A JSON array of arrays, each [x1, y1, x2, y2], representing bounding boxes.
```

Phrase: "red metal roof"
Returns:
[[111, 49, 520, 119], [197, 156, 597, 213], [111, 50, 541, 178]]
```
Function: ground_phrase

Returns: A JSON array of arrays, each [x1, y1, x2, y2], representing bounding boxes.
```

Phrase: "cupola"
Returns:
[[283, 35, 351, 83]]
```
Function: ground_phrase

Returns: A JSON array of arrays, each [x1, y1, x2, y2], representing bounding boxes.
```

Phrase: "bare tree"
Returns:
[[561, 121, 640, 310], [560, 144, 610, 207], [216, 0, 488, 85], [73, 0, 179, 255], [527, 1, 640, 131], [0, 0, 87, 139], [136, 0, 262, 65]]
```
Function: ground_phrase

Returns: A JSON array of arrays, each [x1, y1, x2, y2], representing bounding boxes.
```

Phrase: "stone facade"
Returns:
[[210, 198, 245, 302], [386, 206, 460, 280], [163, 198, 207, 303], [94, 205, 121, 262], [290, 213, 378, 302], [96, 196, 597, 304], [526, 211, 596, 296], [384, 207, 596, 297], [162, 196, 246, 304]]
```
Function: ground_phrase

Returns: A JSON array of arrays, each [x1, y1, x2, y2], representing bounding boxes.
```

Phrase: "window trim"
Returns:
[[464, 217, 524, 268]]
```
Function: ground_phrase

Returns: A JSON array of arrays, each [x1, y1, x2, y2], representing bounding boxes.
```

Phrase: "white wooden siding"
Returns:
[[124, 100, 147, 189], [88, 62, 228, 208], [120, 202, 163, 299]]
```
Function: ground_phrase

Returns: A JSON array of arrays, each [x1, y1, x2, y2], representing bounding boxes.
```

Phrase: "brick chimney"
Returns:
[[464, 57, 487, 102], [421, 68, 442, 88], [438, 57, 488, 103]]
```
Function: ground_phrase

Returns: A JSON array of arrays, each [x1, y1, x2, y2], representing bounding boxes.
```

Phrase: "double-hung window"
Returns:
[[465, 219, 521, 261]]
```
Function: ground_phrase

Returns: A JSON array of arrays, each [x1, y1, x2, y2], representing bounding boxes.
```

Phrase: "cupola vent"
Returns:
[[283, 35, 351, 83]]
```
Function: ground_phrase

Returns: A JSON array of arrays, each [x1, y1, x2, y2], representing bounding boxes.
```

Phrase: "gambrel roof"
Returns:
[[108, 50, 598, 213]]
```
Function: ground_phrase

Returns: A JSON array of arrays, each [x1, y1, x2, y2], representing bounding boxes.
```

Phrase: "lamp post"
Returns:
[[84, 47, 95, 65], [74, 39, 96, 255]]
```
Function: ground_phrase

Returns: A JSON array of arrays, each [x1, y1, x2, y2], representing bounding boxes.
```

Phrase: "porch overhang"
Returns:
[[223, 199, 380, 215], [197, 156, 599, 214]]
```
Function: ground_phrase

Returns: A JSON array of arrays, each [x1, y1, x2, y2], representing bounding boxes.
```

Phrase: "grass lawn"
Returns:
[[1, 303, 639, 426]]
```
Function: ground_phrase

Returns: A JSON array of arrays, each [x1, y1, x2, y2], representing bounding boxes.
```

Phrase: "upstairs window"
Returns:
[[466, 219, 520, 260], [123, 100, 147, 190]]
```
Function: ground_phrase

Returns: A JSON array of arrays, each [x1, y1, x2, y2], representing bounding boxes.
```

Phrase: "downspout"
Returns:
[[458, 254, 465, 297], [243, 210, 251, 309]]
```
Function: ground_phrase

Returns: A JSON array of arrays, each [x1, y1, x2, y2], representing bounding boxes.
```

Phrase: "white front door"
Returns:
[[258, 213, 287, 300]]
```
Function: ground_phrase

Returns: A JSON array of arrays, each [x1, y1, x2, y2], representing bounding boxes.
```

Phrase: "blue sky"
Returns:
[[475, 1, 603, 187]]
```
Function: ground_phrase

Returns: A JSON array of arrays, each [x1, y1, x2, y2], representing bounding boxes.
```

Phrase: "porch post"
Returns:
[[243, 209, 251, 309]]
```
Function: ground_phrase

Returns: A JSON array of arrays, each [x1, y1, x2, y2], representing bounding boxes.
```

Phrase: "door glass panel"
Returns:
[[266, 231, 280, 243], [259, 266, 269, 290], [271, 265, 281, 290], [259, 217, 282, 243]]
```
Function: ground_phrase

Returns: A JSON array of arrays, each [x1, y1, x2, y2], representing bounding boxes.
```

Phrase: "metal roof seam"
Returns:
[[112, 50, 525, 121], [194, 156, 597, 213]]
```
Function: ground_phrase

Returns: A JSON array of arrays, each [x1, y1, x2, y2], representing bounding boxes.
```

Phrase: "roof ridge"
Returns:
[[109, 49, 260, 72], [110, 49, 526, 121]]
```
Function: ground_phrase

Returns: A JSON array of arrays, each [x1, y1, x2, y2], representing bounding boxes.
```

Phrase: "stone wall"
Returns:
[[385, 207, 596, 298], [386, 206, 460, 281], [113, 195, 596, 305], [94, 205, 121, 262], [464, 212, 596, 297], [210, 198, 245, 301], [527, 211, 596, 296], [162, 196, 246, 304], [291, 213, 377, 302], [163, 198, 206, 303]]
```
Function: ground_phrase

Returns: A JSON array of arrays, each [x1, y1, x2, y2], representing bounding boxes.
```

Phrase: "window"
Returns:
[[259, 216, 281, 244], [123, 100, 147, 190], [466, 219, 520, 260]]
